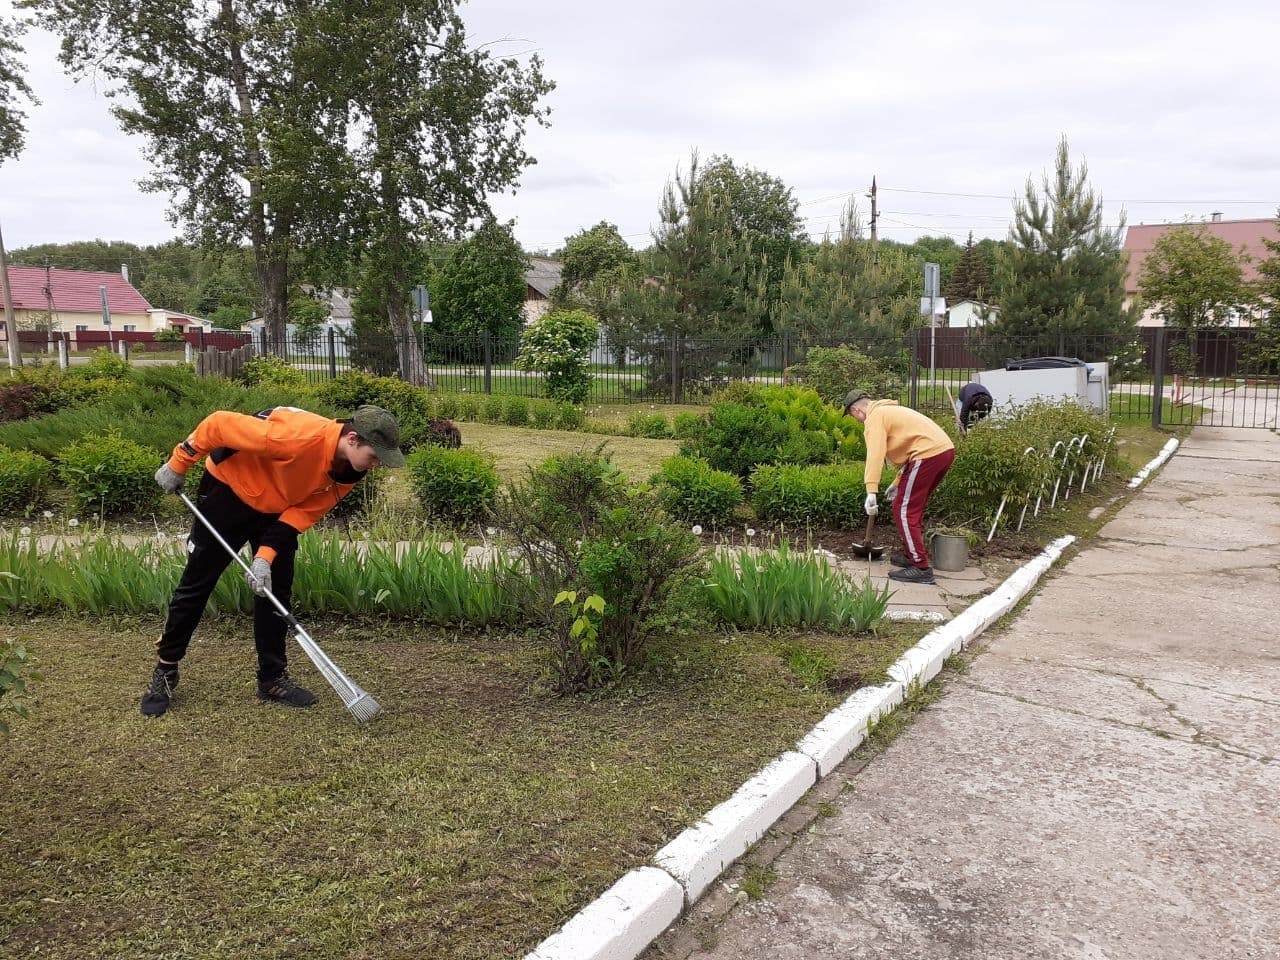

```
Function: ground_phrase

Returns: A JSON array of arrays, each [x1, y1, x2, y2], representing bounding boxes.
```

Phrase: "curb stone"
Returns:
[[521, 535, 1079, 960], [1127, 437, 1179, 488]]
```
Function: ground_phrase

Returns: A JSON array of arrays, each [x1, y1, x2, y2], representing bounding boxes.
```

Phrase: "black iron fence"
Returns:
[[246, 325, 1279, 429]]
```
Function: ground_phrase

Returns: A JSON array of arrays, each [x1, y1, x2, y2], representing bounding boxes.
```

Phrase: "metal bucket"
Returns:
[[931, 533, 968, 572]]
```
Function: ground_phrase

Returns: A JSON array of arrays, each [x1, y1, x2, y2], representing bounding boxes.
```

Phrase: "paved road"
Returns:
[[652, 426, 1280, 960]]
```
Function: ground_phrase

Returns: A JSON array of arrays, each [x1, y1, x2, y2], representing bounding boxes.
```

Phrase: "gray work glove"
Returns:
[[863, 492, 879, 516], [245, 557, 273, 597], [155, 464, 185, 494]]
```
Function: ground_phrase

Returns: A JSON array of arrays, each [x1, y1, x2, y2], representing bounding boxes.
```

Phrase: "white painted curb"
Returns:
[[1128, 437, 1179, 488], [653, 751, 816, 905], [527, 867, 684, 960], [796, 682, 904, 777], [521, 536, 1079, 960]]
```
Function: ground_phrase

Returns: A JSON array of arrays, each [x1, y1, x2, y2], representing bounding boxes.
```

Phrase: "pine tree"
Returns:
[[943, 232, 993, 303], [990, 138, 1136, 354]]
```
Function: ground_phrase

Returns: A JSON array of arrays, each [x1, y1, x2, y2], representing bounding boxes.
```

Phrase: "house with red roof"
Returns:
[[1122, 215, 1278, 327], [1, 265, 161, 337]]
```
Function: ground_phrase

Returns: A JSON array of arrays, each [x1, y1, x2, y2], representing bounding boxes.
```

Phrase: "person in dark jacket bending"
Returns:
[[957, 382, 993, 431]]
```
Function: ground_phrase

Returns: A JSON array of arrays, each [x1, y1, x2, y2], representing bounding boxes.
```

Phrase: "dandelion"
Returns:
[[43, 510, 53, 519], [485, 526, 497, 536], [691, 524, 703, 535], [746, 528, 756, 537], [68, 518, 80, 528], [19, 526, 31, 537]]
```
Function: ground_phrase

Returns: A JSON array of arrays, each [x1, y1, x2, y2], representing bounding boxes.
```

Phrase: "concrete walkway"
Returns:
[[652, 427, 1280, 960]]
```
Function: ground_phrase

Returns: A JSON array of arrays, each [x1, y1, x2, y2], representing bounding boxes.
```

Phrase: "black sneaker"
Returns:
[[888, 565, 936, 585], [141, 665, 179, 717], [889, 551, 912, 568], [257, 672, 317, 708]]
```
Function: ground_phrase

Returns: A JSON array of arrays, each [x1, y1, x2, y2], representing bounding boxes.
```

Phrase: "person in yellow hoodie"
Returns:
[[843, 389, 955, 585], [141, 405, 406, 717]]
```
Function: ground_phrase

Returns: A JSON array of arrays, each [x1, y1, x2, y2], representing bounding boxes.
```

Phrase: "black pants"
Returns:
[[156, 472, 296, 681]]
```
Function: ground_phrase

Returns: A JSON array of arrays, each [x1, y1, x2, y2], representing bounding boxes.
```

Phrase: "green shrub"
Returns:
[[672, 412, 704, 440], [313, 371, 431, 424], [555, 403, 585, 431], [240, 354, 307, 388], [457, 396, 480, 421], [529, 399, 559, 429], [681, 401, 790, 478], [481, 395, 506, 423], [503, 395, 530, 427], [786, 344, 904, 407], [0, 447, 52, 514], [750, 463, 866, 527], [513, 308, 598, 403], [405, 446, 497, 523], [56, 431, 163, 516], [78, 348, 131, 381], [436, 394, 460, 419], [651, 456, 742, 524], [491, 449, 702, 692], [627, 412, 673, 439]]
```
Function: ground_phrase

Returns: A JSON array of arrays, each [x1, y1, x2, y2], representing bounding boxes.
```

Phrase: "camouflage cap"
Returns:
[[350, 405, 406, 467], [842, 389, 872, 412]]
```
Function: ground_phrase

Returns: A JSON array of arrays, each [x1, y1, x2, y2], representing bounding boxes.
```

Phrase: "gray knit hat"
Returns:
[[842, 389, 872, 413]]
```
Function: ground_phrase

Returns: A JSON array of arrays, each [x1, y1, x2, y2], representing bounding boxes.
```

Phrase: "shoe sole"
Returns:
[[256, 692, 317, 708]]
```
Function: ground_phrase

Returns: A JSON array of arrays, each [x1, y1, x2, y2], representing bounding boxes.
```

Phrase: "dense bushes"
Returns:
[[405, 446, 498, 523], [786, 344, 905, 407], [651, 456, 742, 524], [55, 431, 163, 516], [491, 450, 703, 692], [240, 354, 307, 388], [750, 463, 866, 527], [0, 447, 52, 514]]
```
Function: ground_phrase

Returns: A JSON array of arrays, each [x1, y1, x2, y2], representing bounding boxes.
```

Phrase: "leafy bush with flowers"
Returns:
[[513, 308, 599, 404]]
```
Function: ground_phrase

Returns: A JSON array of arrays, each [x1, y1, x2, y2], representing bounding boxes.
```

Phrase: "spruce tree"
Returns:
[[943, 232, 994, 303]]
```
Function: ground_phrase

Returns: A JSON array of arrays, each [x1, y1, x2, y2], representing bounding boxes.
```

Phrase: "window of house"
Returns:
[[123, 325, 136, 332], [76, 325, 89, 332]]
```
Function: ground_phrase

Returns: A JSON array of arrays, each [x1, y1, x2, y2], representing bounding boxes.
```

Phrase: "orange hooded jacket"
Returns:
[[166, 407, 358, 563]]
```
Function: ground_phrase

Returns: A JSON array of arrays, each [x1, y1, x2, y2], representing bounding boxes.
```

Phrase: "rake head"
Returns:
[[345, 690, 382, 724]]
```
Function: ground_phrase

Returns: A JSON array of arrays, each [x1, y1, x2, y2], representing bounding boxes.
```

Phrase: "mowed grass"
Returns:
[[0, 613, 923, 959], [459, 422, 680, 482]]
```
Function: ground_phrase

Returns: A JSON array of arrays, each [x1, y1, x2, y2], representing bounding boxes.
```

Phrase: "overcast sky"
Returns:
[[2, 0, 1278, 256]]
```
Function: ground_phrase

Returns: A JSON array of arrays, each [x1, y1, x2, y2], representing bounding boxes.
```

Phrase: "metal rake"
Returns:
[[180, 493, 381, 724]]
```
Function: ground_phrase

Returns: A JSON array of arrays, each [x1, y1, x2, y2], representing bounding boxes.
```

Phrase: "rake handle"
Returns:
[[179, 492, 309, 640]]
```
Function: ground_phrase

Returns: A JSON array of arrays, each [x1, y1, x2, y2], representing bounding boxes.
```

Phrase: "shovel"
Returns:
[[851, 512, 884, 561]]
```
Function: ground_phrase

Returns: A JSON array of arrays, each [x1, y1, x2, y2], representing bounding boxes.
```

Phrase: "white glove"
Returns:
[[864, 492, 879, 516], [155, 464, 185, 494], [884, 485, 897, 506], [245, 557, 272, 597]]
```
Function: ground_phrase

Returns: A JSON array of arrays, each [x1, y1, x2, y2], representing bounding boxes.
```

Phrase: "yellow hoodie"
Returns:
[[861, 400, 954, 493]]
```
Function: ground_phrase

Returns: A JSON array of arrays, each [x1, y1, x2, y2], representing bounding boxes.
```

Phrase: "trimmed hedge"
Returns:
[[55, 431, 163, 516], [0, 446, 52, 514], [405, 446, 498, 523], [749, 463, 866, 527], [651, 456, 742, 524]]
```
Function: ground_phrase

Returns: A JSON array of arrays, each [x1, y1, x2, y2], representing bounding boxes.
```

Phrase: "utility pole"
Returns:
[[0, 219, 21, 370], [868, 176, 880, 325]]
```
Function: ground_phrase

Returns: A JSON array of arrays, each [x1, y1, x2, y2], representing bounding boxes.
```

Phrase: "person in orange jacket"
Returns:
[[141, 405, 405, 717], [843, 389, 956, 585]]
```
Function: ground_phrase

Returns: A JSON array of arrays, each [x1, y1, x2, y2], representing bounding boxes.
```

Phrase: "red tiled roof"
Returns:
[[3, 266, 152, 314], [1123, 218, 1279, 293]]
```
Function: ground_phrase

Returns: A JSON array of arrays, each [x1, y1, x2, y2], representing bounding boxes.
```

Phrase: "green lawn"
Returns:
[[460, 422, 680, 482], [0, 613, 922, 959]]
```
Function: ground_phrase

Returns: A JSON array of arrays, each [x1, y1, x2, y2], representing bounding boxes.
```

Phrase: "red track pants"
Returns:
[[893, 448, 956, 569]]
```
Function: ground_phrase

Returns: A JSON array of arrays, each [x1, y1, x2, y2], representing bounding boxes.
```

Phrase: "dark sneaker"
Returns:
[[888, 565, 936, 585], [141, 665, 179, 717], [257, 672, 317, 708], [889, 551, 912, 568]]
